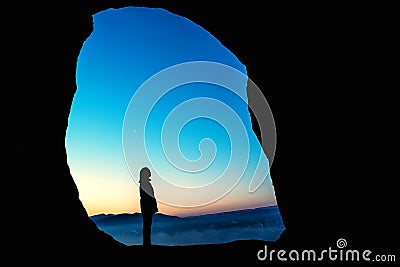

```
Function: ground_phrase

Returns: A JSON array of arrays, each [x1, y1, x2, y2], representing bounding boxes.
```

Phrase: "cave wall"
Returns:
[[6, 0, 330, 250], [9, 0, 396, 264]]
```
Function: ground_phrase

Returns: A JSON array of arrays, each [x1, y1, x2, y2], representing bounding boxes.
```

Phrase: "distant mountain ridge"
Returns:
[[90, 205, 285, 246], [91, 212, 181, 225], [92, 205, 279, 219]]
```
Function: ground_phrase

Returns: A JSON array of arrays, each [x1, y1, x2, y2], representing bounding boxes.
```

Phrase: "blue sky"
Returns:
[[66, 6, 278, 216]]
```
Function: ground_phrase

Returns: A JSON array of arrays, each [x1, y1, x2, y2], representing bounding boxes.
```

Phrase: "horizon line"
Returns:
[[89, 204, 279, 218]]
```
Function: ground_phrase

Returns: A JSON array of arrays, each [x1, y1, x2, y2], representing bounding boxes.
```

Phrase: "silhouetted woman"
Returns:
[[139, 167, 158, 246]]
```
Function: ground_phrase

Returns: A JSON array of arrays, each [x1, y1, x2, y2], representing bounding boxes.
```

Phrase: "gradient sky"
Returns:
[[65, 6, 278, 217]]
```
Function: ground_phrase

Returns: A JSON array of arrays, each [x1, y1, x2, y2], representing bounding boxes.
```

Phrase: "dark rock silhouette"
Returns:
[[8, 0, 397, 265]]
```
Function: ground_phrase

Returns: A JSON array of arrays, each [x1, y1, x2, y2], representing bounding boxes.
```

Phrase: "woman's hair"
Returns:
[[139, 167, 151, 183]]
